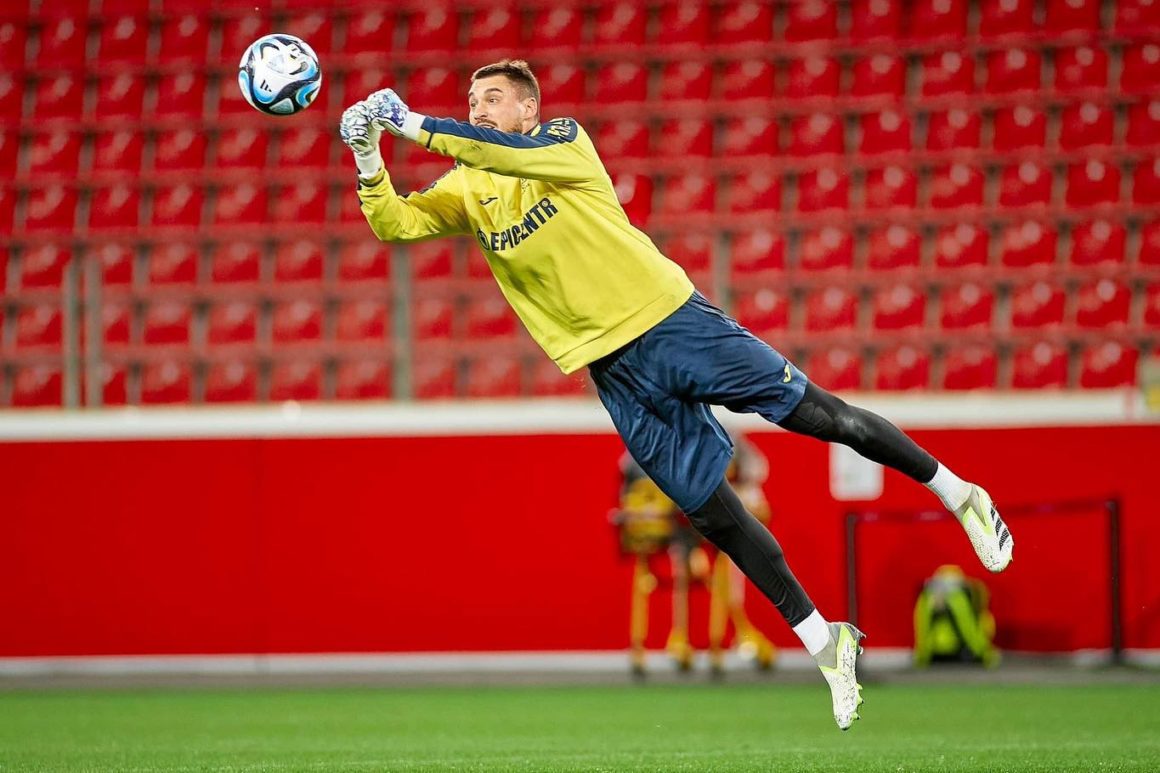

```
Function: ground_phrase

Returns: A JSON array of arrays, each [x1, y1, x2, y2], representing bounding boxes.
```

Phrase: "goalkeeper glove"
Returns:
[[339, 88, 426, 177]]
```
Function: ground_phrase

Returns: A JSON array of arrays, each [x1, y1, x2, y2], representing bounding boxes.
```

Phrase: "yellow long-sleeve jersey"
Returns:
[[356, 116, 694, 374]]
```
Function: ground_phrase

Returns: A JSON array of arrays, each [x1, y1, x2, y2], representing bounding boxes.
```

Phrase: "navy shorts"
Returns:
[[589, 291, 808, 514]]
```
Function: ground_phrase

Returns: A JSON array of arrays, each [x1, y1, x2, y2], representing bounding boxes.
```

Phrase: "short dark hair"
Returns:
[[471, 59, 541, 108]]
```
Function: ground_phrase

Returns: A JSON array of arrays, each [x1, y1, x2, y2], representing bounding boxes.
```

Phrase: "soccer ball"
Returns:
[[238, 33, 322, 116]]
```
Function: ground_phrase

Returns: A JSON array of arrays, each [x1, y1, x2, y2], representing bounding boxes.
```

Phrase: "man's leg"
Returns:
[[776, 382, 1014, 573]]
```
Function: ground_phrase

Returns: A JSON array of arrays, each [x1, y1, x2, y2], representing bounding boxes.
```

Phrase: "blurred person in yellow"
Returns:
[[913, 564, 999, 668]]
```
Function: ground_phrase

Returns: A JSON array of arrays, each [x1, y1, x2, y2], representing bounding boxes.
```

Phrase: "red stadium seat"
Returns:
[[866, 224, 920, 271], [784, 0, 838, 40], [1133, 158, 1160, 205], [1144, 281, 1160, 328], [204, 360, 259, 403], [804, 286, 858, 332], [283, 12, 333, 55], [19, 244, 69, 288], [33, 74, 84, 121], [597, 3, 648, 47], [0, 186, 12, 234], [1054, 46, 1108, 92], [28, 131, 80, 176], [655, 119, 713, 159], [725, 171, 782, 214], [0, 19, 26, 68], [141, 301, 191, 346], [277, 127, 330, 169], [335, 359, 391, 400], [219, 15, 264, 65], [211, 241, 263, 283], [413, 296, 454, 341], [337, 241, 390, 282], [1059, 102, 1114, 149], [464, 295, 518, 340], [273, 239, 323, 282], [93, 73, 145, 120], [150, 184, 203, 229], [849, 0, 901, 41], [730, 229, 786, 277], [1116, 0, 1160, 33], [1069, 220, 1126, 267], [35, 17, 86, 69], [715, 1, 774, 44], [89, 185, 140, 231], [271, 299, 323, 343], [859, 109, 912, 155], [874, 345, 931, 390], [797, 168, 850, 212], [718, 60, 776, 101], [594, 120, 649, 160], [213, 184, 267, 226], [215, 128, 268, 169], [413, 356, 457, 399], [1065, 160, 1121, 208], [1000, 220, 1058, 268], [269, 359, 323, 401], [345, 10, 396, 57], [612, 173, 652, 227], [850, 55, 906, 99], [410, 241, 455, 281], [464, 355, 522, 398], [978, 0, 1035, 37], [156, 14, 211, 64], [657, 233, 712, 276], [926, 109, 981, 151], [864, 166, 917, 210], [536, 64, 585, 109], [154, 73, 207, 120], [95, 242, 133, 286], [406, 67, 459, 114], [1010, 279, 1065, 329], [657, 174, 715, 218], [0, 131, 16, 177], [721, 117, 778, 158], [10, 364, 63, 408], [206, 301, 258, 345], [984, 48, 1042, 93], [343, 67, 391, 110], [803, 347, 863, 391], [404, 7, 459, 53], [336, 299, 390, 343], [101, 300, 131, 346], [270, 182, 327, 225], [871, 283, 926, 331], [1075, 278, 1131, 328], [1012, 341, 1068, 389], [940, 282, 995, 330], [788, 113, 844, 156], [147, 242, 198, 285], [927, 164, 984, 210], [97, 14, 148, 63], [998, 161, 1053, 208], [528, 359, 589, 397], [23, 186, 78, 233], [658, 62, 713, 103], [734, 289, 790, 336], [1139, 220, 1160, 266], [654, 2, 708, 46], [1079, 342, 1138, 388], [96, 362, 128, 407], [15, 304, 62, 348], [593, 63, 648, 104], [907, 0, 967, 39], [943, 344, 999, 390], [91, 131, 143, 176], [785, 56, 840, 100], [1045, 0, 1102, 34], [992, 106, 1047, 151], [800, 227, 854, 272], [530, 6, 581, 50], [1121, 44, 1160, 95], [1126, 101, 1160, 147]]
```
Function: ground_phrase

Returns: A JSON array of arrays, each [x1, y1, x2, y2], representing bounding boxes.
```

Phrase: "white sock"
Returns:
[[925, 462, 973, 511], [794, 609, 830, 656]]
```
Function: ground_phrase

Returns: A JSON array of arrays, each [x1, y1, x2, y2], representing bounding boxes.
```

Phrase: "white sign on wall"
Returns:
[[829, 444, 884, 501]]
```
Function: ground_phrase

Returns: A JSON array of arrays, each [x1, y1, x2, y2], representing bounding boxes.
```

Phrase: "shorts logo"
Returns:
[[783, 364, 792, 383]]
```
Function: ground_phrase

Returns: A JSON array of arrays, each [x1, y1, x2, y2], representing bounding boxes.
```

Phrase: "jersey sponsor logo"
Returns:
[[476, 197, 559, 252]]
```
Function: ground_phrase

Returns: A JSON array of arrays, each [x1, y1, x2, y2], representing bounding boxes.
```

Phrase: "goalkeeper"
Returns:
[[340, 59, 1014, 731]]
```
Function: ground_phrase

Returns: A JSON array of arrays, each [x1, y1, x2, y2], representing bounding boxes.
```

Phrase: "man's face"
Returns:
[[468, 75, 535, 133]]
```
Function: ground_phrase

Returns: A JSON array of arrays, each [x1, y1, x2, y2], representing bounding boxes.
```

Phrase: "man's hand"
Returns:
[[340, 101, 380, 158], [340, 88, 425, 177], [363, 88, 413, 139]]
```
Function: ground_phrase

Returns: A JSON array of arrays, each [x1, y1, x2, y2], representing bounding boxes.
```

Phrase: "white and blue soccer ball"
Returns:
[[238, 33, 322, 116]]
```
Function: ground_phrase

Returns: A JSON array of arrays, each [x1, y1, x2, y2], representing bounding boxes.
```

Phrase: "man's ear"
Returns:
[[523, 97, 539, 122]]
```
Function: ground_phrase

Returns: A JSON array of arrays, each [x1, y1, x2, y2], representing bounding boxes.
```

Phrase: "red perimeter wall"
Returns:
[[1, 425, 1157, 657]]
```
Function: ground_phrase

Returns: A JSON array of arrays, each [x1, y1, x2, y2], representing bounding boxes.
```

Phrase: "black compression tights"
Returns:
[[776, 382, 939, 483]]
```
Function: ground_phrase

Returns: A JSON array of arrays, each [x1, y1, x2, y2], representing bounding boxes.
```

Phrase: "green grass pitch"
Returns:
[[1, 682, 1158, 771]]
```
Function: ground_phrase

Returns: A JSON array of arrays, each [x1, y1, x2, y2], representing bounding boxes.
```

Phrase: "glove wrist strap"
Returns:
[[401, 112, 425, 142], [355, 146, 384, 178]]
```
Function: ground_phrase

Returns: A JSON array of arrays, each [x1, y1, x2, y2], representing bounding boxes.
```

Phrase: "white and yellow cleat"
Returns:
[[814, 622, 865, 731], [954, 485, 1014, 573]]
